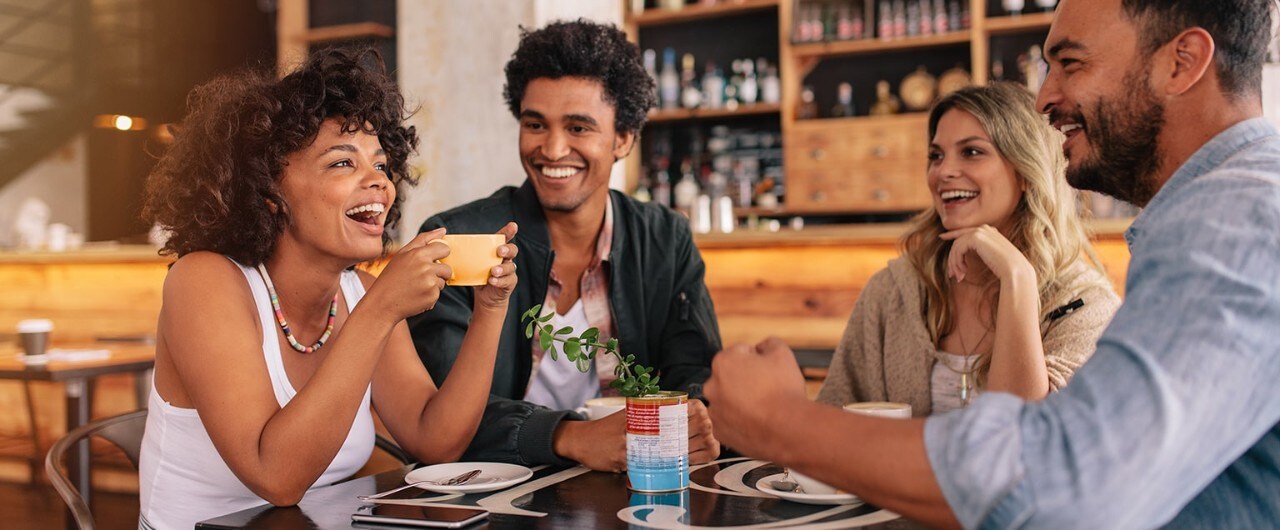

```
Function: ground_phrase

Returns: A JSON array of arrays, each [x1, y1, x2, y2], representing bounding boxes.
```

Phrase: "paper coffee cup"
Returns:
[[17, 319, 53, 358], [437, 234, 505, 286], [843, 401, 912, 419]]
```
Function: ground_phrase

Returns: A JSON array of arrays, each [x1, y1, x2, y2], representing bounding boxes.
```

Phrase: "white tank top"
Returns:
[[139, 261, 374, 530]]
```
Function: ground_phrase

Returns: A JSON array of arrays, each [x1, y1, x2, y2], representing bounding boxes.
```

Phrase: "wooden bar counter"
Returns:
[[696, 219, 1133, 353], [0, 244, 169, 488]]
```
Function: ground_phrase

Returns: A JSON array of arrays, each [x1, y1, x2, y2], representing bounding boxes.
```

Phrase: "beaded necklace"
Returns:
[[256, 263, 337, 354]]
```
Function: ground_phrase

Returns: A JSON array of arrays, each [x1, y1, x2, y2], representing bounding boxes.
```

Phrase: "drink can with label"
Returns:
[[625, 391, 689, 492]]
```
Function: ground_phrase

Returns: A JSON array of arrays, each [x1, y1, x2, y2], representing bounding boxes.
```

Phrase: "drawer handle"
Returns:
[[810, 148, 826, 160], [872, 189, 890, 202], [811, 191, 827, 202], [871, 146, 889, 158]]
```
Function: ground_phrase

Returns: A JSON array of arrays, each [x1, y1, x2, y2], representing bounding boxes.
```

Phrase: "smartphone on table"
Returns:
[[351, 504, 489, 528]]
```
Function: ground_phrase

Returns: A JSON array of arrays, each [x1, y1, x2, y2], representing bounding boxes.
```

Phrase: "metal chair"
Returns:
[[45, 410, 415, 530]]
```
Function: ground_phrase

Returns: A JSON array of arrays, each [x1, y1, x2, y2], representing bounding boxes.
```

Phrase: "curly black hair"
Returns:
[[142, 47, 419, 266], [503, 19, 656, 134]]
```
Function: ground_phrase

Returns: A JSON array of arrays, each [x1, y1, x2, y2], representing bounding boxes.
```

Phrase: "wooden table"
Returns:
[[0, 343, 154, 521], [198, 458, 901, 529]]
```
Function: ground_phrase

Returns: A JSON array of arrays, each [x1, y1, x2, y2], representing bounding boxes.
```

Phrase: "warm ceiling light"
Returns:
[[94, 114, 148, 131]]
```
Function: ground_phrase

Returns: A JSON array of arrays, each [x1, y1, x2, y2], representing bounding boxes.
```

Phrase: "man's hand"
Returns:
[[688, 399, 721, 464], [703, 338, 808, 458], [555, 397, 721, 471], [553, 411, 628, 472]]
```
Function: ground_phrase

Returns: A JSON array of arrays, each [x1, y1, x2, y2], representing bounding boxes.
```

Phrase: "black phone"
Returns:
[[351, 504, 489, 528]]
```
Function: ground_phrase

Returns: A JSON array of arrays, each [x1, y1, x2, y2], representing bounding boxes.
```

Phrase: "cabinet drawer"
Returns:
[[786, 114, 932, 213]]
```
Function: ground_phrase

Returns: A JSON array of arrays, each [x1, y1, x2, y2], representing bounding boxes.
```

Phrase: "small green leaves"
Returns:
[[538, 330, 553, 352], [520, 306, 659, 397]]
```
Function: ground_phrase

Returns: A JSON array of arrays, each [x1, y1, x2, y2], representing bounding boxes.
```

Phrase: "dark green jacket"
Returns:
[[407, 181, 721, 466]]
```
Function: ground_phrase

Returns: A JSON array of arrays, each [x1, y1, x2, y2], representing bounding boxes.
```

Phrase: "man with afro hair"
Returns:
[[409, 19, 721, 472]]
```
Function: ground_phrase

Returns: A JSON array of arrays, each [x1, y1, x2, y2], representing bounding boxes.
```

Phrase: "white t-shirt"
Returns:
[[524, 299, 601, 411], [138, 260, 374, 530]]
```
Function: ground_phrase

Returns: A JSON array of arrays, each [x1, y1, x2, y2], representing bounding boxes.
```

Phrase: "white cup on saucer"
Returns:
[[842, 401, 912, 419], [581, 396, 626, 420]]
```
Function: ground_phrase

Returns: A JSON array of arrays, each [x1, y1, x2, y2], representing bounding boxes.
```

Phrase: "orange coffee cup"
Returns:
[[437, 234, 505, 286]]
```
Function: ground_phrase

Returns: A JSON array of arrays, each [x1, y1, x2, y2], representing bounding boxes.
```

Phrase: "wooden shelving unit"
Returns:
[[791, 31, 970, 60], [647, 103, 781, 123], [304, 22, 394, 43], [984, 12, 1054, 35], [629, 0, 780, 27], [623, 0, 1060, 216]]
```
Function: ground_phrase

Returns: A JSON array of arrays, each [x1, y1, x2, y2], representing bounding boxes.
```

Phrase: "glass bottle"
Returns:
[[869, 80, 902, 115], [933, 0, 948, 34], [680, 53, 702, 109], [831, 82, 856, 118], [643, 49, 658, 101], [701, 63, 724, 109], [739, 58, 758, 104], [797, 85, 819, 119], [761, 65, 781, 105], [659, 48, 679, 110]]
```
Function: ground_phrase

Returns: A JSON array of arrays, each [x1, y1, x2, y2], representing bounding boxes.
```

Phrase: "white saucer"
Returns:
[[404, 462, 533, 494], [755, 474, 863, 506]]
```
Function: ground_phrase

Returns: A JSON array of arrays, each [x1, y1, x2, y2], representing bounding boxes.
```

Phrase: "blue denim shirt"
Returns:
[[924, 118, 1280, 529]]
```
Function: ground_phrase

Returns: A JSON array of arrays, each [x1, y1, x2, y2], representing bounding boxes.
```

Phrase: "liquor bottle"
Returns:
[[643, 49, 658, 101], [933, 0, 948, 33], [852, 3, 866, 39], [947, 0, 961, 31], [797, 85, 819, 119], [701, 63, 724, 109], [652, 158, 672, 208], [1025, 45, 1047, 92], [893, 0, 907, 38], [740, 58, 758, 104], [836, 5, 853, 40], [919, 0, 933, 35], [674, 161, 701, 217], [878, 1, 893, 40], [659, 48, 679, 110], [761, 65, 781, 105], [906, 0, 920, 37], [680, 53, 702, 109], [831, 82, 856, 118]]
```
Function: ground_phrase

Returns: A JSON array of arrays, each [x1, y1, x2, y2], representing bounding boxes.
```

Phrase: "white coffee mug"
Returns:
[[842, 401, 912, 419], [581, 396, 626, 420]]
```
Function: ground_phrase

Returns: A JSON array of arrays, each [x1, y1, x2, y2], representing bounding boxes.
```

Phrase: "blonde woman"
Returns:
[[817, 82, 1120, 415]]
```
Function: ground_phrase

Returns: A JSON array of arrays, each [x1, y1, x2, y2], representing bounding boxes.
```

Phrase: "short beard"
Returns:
[[1065, 65, 1165, 207]]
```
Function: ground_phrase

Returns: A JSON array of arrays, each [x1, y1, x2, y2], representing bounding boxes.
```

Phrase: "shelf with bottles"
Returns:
[[636, 123, 785, 224], [627, 0, 780, 27], [640, 8, 782, 114], [794, 45, 971, 121], [987, 31, 1049, 92], [792, 29, 969, 60]]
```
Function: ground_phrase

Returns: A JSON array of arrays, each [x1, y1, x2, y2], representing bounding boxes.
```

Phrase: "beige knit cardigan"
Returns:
[[816, 256, 1121, 416]]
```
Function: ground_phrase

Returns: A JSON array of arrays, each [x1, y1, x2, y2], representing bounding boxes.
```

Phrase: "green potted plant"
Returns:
[[522, 305, 690, 492], [521, 304, 660, 397]]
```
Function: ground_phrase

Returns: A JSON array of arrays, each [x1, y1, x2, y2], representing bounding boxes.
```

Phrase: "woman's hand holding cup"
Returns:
[[368, 227, 453, 321], [471, 222, 520, 312]]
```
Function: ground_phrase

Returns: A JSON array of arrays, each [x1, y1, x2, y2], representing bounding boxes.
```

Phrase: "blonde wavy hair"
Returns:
[[902, 82, 1109, 386]]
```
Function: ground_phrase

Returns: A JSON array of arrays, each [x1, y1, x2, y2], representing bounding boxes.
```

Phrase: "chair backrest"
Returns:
[[45, 410, 147, 530], [45, 408, 413, 530]]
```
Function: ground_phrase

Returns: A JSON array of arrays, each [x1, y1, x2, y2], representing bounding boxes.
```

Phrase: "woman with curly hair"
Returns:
[[817, 82, 1120, 415], [137, 48, 517, 529]]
